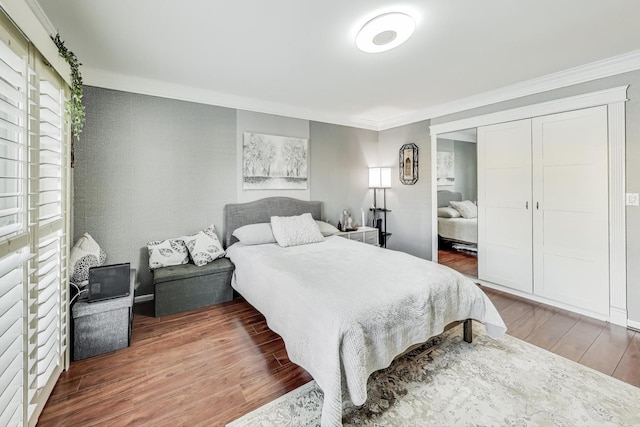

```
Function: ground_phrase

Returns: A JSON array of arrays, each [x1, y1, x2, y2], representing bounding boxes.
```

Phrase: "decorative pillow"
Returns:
[[270, 213, 324, 247], [437, 207, 462, 218], [315, 220, 340, 236], [147, 238, 189, 270], [181, 225, 226, 266], [450, 200, 478, 219], [232, 223, 276, 245], [69, 233, 106, 283]]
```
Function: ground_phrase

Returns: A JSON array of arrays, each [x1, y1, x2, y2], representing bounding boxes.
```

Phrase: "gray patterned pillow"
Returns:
[[181, 227, 225, 266], [71, 249, 107, 283], [147, 238, 189, 270]]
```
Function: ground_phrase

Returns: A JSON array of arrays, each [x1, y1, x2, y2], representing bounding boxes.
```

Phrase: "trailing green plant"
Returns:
[[52, 33, 85, 148]]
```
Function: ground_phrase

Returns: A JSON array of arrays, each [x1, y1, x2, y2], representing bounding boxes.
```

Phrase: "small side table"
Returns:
[[335, 226, 379, 246], [72, 269, 136, 360]]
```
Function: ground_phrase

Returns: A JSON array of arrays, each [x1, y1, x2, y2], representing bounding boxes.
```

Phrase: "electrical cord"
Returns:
[[69, 282, 87, 304]]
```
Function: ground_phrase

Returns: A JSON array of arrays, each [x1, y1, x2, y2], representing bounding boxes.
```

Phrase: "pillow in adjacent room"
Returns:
[[232, 223, 276, 245], [69, 233, 107, 283], [182, 225, 226, 266], [271, 213, 324, 247], [147, 238, 189, 270], [449, 200, 478, 219], [315, 220, 340, 237], [437, 207, 462, 218]]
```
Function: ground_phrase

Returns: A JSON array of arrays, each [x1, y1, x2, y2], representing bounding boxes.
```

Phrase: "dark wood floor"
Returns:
[[39, 288, 639, 426], [438, 247, 478, 277]]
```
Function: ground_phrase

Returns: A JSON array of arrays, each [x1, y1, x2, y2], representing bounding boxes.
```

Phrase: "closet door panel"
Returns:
[[532, 105, 609, 315], [478, 119, 532, 293]]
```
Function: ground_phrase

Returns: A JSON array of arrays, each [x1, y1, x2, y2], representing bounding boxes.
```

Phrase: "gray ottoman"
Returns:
[[153, 257, 234, 317], [72, 269, 135, 360]]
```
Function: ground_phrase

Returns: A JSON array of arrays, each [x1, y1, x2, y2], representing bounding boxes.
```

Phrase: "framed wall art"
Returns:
[[399, 143, 418, 185], [243, 132, 308, 190]]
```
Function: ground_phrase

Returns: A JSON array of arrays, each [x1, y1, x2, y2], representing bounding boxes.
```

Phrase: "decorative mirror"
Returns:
[[399, 143, 418, 185]]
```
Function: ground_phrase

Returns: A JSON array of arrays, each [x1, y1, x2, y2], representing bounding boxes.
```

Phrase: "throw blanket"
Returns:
[[226, 237, 506, 427]]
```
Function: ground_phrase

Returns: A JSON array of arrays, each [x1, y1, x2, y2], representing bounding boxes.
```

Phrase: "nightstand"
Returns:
[[335, 226, 379, 246]]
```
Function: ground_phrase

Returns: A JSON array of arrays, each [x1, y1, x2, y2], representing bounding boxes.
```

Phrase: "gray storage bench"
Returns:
[[153, 257, 234, 317]]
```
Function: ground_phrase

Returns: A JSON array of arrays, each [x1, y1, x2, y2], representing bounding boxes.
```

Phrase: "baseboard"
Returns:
[[628, 319, 640, 332], [609, 307, 628, 328], [475, 279, 611, 323], [134, 294, 154, 303]]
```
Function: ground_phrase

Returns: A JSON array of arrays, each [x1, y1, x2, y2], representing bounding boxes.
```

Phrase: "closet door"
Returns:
[[478, 119, 533, 293], [532, 106, 609, 315]]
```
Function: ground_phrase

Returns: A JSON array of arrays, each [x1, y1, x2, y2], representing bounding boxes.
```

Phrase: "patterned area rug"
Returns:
[[227, 324, 640, 426]]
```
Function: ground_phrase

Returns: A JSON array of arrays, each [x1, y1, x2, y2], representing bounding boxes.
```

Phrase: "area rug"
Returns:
[[227, 324, 640, 426]]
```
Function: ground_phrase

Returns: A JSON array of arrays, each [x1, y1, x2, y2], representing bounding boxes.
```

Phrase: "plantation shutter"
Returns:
[[0, 8, 71, 427], [0, 23, 30, 427], [32, 70, 67, 397]]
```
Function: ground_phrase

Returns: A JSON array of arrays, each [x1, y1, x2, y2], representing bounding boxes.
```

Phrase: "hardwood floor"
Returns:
[[438, 247, 478, 277], [39, 289, 639, 426]]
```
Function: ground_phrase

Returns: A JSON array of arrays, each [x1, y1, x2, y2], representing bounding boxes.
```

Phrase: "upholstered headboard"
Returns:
[[437, 190, 462, 208], [223, 197, 323, 248]]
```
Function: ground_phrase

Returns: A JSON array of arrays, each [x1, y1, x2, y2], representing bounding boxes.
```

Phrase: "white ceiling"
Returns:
[[33, 0, 640, 130]]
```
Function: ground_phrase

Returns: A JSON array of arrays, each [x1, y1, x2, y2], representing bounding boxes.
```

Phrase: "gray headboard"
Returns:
[[437, 190, 462, 208], [224, 197, 323, 247]]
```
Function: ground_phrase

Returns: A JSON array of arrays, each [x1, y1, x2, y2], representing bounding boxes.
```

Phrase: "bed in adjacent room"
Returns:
[[437, 190, 478, 246], [224, 197, 505, 427]]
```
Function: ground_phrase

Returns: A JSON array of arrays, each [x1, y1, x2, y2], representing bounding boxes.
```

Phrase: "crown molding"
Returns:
[[0, 0, 70, 85], [378, 49, 640, 131], [83, 67, 382, 131], [83, 49, 640, 133]]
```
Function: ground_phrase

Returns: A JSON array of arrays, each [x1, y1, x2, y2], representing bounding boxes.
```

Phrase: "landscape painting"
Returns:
[[243, 132, 308, 190], [437, 151, 455, 186]]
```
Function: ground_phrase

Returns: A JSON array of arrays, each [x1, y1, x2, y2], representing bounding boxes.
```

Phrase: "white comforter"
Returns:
[[226, 237, 506, 427]]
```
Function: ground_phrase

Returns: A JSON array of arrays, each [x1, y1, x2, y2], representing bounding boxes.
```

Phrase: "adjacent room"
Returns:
[[1, 1, 640, 426]]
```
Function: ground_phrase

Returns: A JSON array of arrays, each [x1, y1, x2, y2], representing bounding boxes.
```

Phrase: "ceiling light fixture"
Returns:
[[356, 12, 416, 53]]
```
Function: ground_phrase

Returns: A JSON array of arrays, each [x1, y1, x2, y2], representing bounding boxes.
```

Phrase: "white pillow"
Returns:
[[147, 238, 189, 270], [270, 213, 324, 247], [450, 200, 478, 219], [437, 207, 461, 218], [233, 223, 276, 245], [181, 225, 226, 266], [315, 220, 340, 236], [69, 233, 106, 282]]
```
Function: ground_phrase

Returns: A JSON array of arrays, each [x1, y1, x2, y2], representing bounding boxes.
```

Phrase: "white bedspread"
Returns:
[[438, 217, 478, 244], [226, 237, 506, 427]]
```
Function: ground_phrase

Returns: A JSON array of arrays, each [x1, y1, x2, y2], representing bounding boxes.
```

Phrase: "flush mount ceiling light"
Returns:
[[356, 12, 416, 53]]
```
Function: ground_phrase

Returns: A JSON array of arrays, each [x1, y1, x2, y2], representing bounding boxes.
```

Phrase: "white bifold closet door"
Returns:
[[532, 106, 609, 315], [477, 119, 533, 293]]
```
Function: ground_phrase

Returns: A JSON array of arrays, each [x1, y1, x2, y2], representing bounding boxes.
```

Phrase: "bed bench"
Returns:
[[153, 257, 234, 317]]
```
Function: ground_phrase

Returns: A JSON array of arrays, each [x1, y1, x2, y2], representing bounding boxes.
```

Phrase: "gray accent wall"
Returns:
[[431, 70, 640, 324], [76, 87, 382, 297], [76, 87, 237, 296]]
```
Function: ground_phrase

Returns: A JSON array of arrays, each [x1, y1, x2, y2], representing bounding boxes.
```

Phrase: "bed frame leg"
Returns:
[[463, 319, 472, 343]]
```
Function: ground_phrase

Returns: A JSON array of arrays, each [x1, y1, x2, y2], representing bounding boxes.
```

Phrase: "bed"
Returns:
[[224, 197, 505, 427], [437, 190, 478, 245]]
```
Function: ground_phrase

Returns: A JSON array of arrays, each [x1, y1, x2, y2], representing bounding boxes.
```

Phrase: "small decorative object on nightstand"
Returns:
[[336, 226, 379, 246]]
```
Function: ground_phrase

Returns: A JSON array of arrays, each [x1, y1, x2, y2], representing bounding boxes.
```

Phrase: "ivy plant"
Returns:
[[52, 33, 85, 164]]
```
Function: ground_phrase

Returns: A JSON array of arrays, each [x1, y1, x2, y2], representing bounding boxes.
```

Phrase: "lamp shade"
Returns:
[[369, 167, 392, 188]]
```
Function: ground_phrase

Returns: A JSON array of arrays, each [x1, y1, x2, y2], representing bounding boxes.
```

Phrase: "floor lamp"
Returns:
[[369, 167, 391, 247]]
